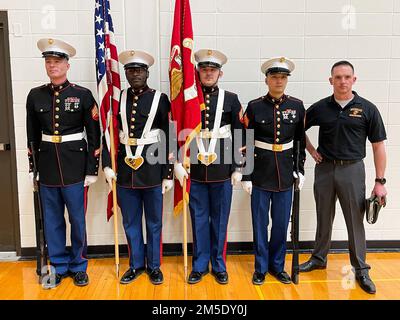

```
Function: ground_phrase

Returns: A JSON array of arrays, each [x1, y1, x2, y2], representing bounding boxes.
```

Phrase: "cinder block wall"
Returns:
[[2, 0, 399, 249]]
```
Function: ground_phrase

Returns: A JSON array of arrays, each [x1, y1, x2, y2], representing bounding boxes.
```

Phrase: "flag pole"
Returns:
[[104, 8, 120, 278], [183, 172, 188, 280], [109, 99, 120, 278]]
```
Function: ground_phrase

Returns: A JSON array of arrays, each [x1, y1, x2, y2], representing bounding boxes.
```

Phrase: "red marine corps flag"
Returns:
[[169, 0, 203, 216], [169, 0, 204, 276]]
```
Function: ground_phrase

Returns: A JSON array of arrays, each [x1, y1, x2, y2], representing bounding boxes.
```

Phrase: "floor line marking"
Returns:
[[255, 286, 265, 300]]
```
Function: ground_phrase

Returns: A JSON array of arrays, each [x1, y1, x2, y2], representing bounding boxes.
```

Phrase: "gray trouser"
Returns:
[[311, 160, 370, 275]]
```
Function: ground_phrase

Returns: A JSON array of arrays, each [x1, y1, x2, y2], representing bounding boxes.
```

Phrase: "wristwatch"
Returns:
[[375, 178, 386, 185]]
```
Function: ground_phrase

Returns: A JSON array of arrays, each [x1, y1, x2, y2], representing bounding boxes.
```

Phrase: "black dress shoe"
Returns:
[[120, 267, 146, 284], [72, 271, 89, 287], [252, 271, 266, 285], [356, 274, 376, 294], [211, 270, 228, 285], [187, 270, 209, 284], [147, 268, 164, 285], [269, 270, 291, 284], [298, 260, 326, 273], [42, 273, 68, 289]]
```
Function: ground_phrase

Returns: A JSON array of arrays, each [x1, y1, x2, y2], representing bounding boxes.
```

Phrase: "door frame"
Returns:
[[0, 11, 21, 255]]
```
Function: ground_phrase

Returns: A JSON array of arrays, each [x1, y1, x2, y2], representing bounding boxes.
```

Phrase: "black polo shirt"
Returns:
[[305, 91, 386, 161]]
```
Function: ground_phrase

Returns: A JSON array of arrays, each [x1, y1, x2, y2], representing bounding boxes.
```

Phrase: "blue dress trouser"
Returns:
[[189, 180, 233, 273], [117, 185, 163, 271], [40, 182, 88, 275], [251, 186, 293, 274]]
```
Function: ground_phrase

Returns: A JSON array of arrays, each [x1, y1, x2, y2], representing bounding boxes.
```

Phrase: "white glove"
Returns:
[[162, 179, 174, 194], [174, 162, 188, 187], [104, 167, 117, 190], [29, 172, 39, 188], [241, 181, 252, 195], [293, 171, 305, 191], [84, 175, 98, 187], [231, 171, 243, 186]]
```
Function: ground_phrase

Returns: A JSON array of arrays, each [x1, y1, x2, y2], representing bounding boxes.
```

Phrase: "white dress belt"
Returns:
[[42, 132, 85, 143], [198, 124, 231, 139], [119, 129, 161, 146], [255, 140, 294, 152]]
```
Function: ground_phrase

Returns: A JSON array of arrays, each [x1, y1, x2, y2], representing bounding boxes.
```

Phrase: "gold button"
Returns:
[[277, 131, 280, 136], [130, 133, 134, 137], [55, 92, 59, 96], [205, 128, 209, 132], [134, 96, 139, 100], [275, 105, 279, 109], [54, 130, 59, 135], [206, 114, 210, 118], [131, 118, 135, 122], [55, 115, 59, 119], [55, 107, 60, 111], [276, 138, 280, 142], [131, 125, 135, 129], [206, 100, 210, 104], [277, 118, 281, 122], [56, 99, 60, 103], [277, 111, 281, 115], [59, 86, 63, 89], [206, 107, 210, 110], [206, 94, 210, 99], [206, 121, 209, 125], [132, 110, 136, 114], [55, 123, 59, 127], [277, 124, 281, 128], [133, 103, 137, 107]]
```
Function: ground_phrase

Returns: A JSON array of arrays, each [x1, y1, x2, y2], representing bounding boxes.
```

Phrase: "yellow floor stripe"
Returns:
[[255, 285, 265, 300], [263, 278, 400, 284]]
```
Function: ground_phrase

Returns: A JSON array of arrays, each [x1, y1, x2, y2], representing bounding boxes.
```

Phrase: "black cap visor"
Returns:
[[42, 51, 69, 60], [198, 61, 222, 69], [124, 62, 148, 70], [266, 67, 291, 76]]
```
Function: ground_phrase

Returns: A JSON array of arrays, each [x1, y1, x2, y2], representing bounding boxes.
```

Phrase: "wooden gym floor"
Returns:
[[0, 253, 399, 300]]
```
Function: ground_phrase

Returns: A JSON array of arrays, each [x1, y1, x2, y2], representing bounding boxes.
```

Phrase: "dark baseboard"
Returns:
[[19, 240, 400, 261]]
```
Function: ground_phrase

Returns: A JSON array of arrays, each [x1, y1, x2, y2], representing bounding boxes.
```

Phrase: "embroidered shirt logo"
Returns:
[[349, 107, 363, 118]]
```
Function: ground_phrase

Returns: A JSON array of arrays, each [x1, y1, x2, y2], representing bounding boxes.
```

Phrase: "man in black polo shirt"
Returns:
[[299, 61, 387, 294]]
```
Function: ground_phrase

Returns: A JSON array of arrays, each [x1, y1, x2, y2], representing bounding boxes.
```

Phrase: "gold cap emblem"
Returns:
[[207, 50, 213, 56], [130, 50, 135, 56], [48, 39, 54, 44], [280, 57, 285, 63]]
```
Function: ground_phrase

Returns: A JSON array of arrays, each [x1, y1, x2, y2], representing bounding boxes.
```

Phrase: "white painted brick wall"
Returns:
[[1, 0, 399, 248]]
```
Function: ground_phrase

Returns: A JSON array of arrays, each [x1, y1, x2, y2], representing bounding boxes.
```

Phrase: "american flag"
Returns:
[[95, 0, 120, 150], [95, 0, 121, 220]]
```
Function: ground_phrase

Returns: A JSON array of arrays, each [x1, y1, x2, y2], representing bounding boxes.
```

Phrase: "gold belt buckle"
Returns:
[[127, 138, 138, 146], [272, 144, 283, 152], [52, 135, 62, 143]]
